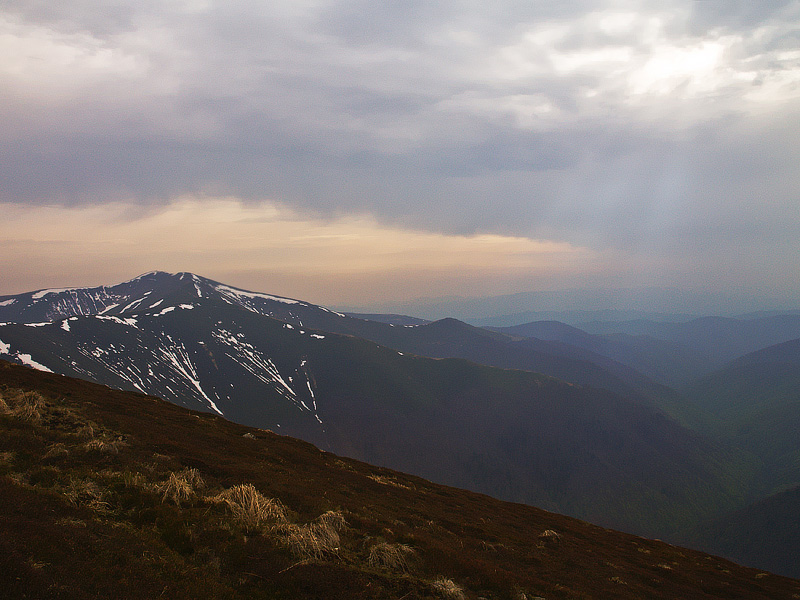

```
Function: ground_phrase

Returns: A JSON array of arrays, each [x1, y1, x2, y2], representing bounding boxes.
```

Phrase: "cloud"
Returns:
[[1, 0, 799, 302], [0, 198, 600, 304]]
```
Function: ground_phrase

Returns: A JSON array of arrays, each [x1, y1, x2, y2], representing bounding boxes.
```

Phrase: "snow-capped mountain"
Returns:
[[0, 271, 344, 327], [0, 272, 350, 434], [1, 271, 675, 414]]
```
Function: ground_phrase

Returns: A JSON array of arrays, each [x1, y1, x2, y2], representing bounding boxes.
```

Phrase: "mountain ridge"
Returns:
[[0, 272, 757, 540]]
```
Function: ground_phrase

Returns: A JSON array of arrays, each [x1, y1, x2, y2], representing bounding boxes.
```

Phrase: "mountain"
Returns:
[[344, 312, 430, 326], [492, 321, 718, 395], [684, 485, 800, 580], [0, 272, 755, 539], [0, 271, 350, 329], [1, 273, 697, 425], [2, 360, 798, 599], [686, 338, 800, 494], [579, 315, 800, 368], [345, 286, 783, 325]]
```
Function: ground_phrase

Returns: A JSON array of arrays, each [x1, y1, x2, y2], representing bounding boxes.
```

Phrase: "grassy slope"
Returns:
[[1, 360, 798, 600]]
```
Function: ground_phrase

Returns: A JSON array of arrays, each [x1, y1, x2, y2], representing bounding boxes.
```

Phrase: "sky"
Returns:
[[1, 0, 799, 312]]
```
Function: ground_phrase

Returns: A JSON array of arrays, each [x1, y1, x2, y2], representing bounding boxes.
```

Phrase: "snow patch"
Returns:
[[61, 320, 70, 331], [310, 334, 325, 339], [153, 304, 194, 317], [156, 342, 223, 415], [96, 315, 138, 327], [120, 295, 152, 313], [0, 339, 51, 372], [17, 354, 52, 372], [213, 283, 300, 305], [32, 287, 76, 300], [0, 340, 53, 373], [24, 322, 50, 327], [213, 327, 302, 408], [99, 303, 119, 315], [131, 271, 164, 280], [0, 299, 15, 307]]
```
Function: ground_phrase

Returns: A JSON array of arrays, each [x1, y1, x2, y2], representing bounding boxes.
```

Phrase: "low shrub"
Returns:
[[208, 484, 287, 531], [431, 577, 466, 600], [157, 468, 205, 506], [367, 540, 415, 572], [0, 389, 46, 422], [276, 510, 346, 560]]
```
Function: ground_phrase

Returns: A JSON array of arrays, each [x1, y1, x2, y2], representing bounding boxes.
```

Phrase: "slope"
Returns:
[[684, 485, 800, 580], [579, 315, 800, 367], [1, 360, 797, 599], [1, 272, 692, 419], [0, 297, 754, 540], [494, 321, 717, 390], [686, 338, 800, 494]]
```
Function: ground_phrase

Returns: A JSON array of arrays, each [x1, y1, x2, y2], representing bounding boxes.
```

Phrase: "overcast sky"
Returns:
[[2, 0, 799, 310]]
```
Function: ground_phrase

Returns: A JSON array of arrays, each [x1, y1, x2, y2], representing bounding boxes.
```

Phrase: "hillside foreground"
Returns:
[[1, 360, 798, 599]]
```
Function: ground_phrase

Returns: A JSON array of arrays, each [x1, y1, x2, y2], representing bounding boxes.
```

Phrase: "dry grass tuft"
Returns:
[[315, 509, 347, 532], [63, 477, 110, 512], [156, 468, 205, 505], [123, 470, 147, 489], [538, 529, 561, 548], [43, 443, 69, 459], [367, 474, 413, 490], [82, 436, 126, 454], [208, 484, 287, 530], [0, 389, 46, 422], [77, 423, 96, 440], [277, 511, 346, 560], [431, 577, 466, 599], [367, 540, 415, 572]]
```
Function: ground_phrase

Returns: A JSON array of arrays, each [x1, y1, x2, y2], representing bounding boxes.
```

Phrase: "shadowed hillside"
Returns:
[[0, 298, 754, 539], [1, 360, 798, 600], [687, 338, 800, 495], [683, 485, 800, 580]]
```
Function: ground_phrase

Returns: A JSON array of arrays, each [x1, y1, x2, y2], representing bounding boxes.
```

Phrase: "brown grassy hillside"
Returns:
[[1, 360, 798, 600]]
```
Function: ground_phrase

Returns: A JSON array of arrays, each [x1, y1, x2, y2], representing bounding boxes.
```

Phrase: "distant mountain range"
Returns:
[[340, 286, 800, 325], [2, 271, 800, 576]]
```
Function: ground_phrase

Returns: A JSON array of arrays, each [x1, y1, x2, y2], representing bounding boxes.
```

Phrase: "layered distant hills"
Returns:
[[2, 272, 800, 577]]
